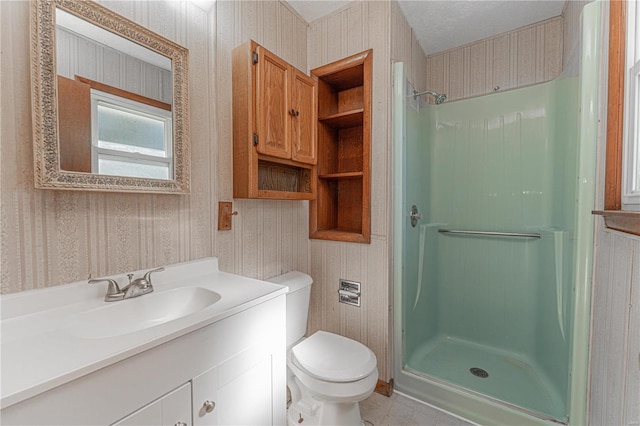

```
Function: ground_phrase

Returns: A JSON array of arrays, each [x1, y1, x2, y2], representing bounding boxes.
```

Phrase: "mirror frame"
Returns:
[[30, 0, 190, 193]]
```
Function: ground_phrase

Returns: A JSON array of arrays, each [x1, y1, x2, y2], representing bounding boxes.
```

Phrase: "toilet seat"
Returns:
[[289, 358, 379, 403], [290, 331, 377, 383]]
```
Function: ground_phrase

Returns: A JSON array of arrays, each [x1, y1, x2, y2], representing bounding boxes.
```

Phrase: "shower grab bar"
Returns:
[[438, 228, 541, 239]]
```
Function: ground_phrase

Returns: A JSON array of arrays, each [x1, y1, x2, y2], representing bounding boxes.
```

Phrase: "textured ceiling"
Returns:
[[286, 0, 566, 55]]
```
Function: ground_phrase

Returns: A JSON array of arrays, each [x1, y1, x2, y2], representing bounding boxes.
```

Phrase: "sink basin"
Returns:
[[66, 287, 221, 339]]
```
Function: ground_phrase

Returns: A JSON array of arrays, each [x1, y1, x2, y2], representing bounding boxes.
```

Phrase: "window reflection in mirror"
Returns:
[[55, 7, 174, 179], [93, 92, 173, 179]]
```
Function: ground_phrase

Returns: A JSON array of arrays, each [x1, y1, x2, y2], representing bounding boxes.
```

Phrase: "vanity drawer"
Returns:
[[112, 382, 191, 426]]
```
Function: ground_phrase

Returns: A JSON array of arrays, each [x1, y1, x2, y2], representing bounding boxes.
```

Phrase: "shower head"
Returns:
[[434, 93, 447, 104], [412, 89, 447, 105]]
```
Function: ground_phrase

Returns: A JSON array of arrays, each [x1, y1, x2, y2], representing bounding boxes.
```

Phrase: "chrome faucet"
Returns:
[[122, 267, 164, 299], [87, 278, 123, 302], [88, 267, 165, 302]]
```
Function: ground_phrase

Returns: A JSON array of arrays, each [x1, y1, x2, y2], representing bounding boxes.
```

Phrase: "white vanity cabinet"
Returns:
[[110, 344, 278, 426], [1, 287, 287, 426]]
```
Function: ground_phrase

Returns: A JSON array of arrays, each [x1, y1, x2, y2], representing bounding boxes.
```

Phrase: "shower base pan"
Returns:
[[405, 335, 566, 422]]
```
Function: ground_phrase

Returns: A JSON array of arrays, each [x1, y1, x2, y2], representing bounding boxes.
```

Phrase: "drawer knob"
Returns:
[[204, 400, 216, 413], [175, 422, 187, 426]]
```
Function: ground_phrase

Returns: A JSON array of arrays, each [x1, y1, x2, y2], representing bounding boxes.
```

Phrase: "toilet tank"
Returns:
[[267, 272, 312, 347]]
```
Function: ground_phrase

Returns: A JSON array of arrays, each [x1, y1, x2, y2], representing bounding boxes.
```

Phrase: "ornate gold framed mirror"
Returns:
[[30, 0, 190, 193]]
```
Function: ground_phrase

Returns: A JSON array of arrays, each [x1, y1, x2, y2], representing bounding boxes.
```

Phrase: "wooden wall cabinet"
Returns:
[[232, 40, 317, 200], [310, 50, 372, 243]]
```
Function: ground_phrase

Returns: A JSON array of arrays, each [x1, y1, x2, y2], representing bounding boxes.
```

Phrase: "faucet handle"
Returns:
[[88, 278, 122, 301], [142, 267, 165, 285]]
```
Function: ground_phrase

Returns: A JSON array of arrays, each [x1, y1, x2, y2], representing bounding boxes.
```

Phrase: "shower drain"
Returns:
[[469, 367, 489, 378]]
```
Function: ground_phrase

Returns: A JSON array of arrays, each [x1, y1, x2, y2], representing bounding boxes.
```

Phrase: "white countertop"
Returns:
[[0, 258, 287, 409]]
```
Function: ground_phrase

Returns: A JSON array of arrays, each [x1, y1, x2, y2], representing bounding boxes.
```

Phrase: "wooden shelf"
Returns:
[[255, 189, 314, 200], [309, 228, 370, 244], [318, 63, 364, 91], [318, 171, 363, 179], [310, 49, 372, 244], [593, 210, 640, 236], [255, 159, 314, 199], [318, 109, 363, 128]]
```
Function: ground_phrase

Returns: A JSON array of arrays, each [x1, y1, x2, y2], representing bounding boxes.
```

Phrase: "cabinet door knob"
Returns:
[[203, 400, 216, 413], [289, 108, 296, 116]]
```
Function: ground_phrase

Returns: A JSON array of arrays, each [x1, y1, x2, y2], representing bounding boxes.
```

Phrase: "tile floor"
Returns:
[[359, 392, 476, 426]]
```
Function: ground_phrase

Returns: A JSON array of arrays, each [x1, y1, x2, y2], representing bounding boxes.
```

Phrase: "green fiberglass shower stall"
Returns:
[[392, 3, 599, 424]]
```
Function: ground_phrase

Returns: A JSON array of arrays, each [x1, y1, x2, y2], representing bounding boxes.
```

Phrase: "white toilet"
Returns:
[[268, 272, 378, 426]]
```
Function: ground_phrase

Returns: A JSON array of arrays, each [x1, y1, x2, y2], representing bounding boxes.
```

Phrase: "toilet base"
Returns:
[[287, 398, 363, 426]]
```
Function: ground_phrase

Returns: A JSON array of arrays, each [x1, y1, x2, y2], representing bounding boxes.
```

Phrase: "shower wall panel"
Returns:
[[428, 83, 558, 230], [405, 79, 578, 408], [535, 77, 579, 401], [562, 0, 593, 72], [403, 103, 435, 357]]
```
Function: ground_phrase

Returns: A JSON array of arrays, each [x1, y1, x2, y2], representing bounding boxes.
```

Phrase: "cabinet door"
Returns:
[[112, 382, 192, 426], [290, 69, 317, 165], [192, 364, 219, 426], [256, 46, 290, 160], [161, 383, 193, 426], [192, 351, 274, 426]]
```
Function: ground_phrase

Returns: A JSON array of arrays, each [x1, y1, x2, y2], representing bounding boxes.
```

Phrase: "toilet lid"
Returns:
[[290, 331, 377, 383]]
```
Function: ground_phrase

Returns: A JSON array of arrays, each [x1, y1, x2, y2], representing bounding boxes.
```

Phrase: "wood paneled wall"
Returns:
[[589, 225, 640, 425], [306, 1, 393, 382], [425, 17, 563, 102], [588, 1, 639, 422], [214, 0, 310, 279], [390, 1, 426, 93], [0, 0, 312, 294], [57, 27, 172, 104], [0, 1, 214, 293]]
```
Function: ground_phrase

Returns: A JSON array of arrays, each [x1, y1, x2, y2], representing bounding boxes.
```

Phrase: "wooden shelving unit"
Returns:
[[310, 49, 372, 244]]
